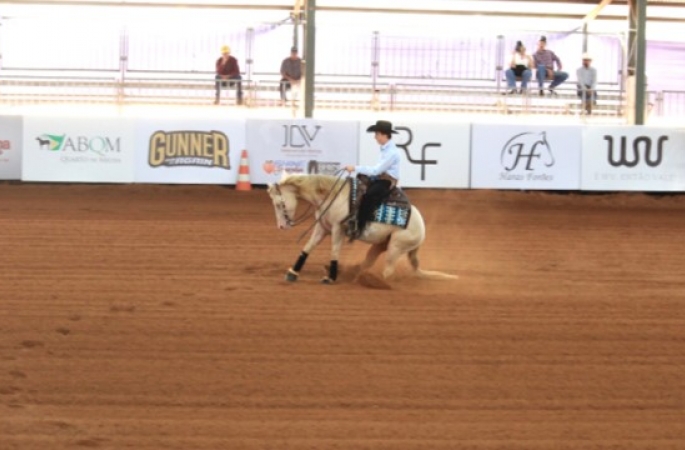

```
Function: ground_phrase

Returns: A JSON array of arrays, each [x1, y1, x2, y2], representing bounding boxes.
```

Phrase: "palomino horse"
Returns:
[[267, 172, 457, 284]]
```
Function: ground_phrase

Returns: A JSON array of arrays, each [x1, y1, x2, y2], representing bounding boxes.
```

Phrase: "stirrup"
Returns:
[[346, 218, 358, 235]]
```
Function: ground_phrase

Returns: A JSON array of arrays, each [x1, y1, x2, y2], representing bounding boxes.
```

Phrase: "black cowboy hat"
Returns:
[[366, 120, 398, 134]]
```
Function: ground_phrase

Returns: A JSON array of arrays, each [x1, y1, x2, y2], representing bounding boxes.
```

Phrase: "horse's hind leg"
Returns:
[[382, 239, 408, 280], [353, 242, 386, 282], [407, 247, 420, 272], [363, 241, 387, 270]]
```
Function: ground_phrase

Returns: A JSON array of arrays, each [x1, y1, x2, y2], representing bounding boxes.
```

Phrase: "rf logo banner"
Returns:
[[0, 116, 23, 180], [581, 127, 685, 191], [22, 116, 135, 183], [357, 121, 470, 188], [470, 124, 582, 190], [135, 119, 245, 184], [246, 119, 358, 184]]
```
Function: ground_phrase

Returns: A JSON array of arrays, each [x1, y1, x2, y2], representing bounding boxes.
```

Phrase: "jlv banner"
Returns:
[[246, 119, 358, 184], [581, 127, 685, 191]]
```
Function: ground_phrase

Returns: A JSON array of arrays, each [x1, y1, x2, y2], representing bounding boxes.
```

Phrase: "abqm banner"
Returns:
[[357, 122, 471, 188], [135, 119, 245, 184], [581, 126, 685, 191], [470, 124, 582, 190], [22, 116, 135, 183], [0, 116, 22, 180], [246, 119, 358, 184]]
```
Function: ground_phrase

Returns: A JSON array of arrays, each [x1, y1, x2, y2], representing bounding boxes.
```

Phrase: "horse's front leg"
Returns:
[[285, 223, 327, 282], [321, 223, 343, 284]]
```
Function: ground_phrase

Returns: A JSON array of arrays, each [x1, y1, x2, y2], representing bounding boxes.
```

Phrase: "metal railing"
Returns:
[[0, 74, 637, 118]]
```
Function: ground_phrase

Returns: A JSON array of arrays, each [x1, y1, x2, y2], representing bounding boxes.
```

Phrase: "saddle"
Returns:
[[345, 174, 412, 237]]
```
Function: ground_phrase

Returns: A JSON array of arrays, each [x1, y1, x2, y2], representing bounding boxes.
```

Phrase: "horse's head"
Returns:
[[535, 132, 555, 167], [267, 172, 299, 230]]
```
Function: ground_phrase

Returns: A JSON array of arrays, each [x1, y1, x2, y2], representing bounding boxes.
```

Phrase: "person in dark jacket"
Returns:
[[214, 45, 243, 105]]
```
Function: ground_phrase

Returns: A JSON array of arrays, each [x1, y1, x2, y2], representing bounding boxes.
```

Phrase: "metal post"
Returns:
[[246, 27, 254, 81], [371, 31, 380, 110], [293, 0, 303, 48], [582, 23, 588, 53], [627, 0, 647, 124], [371, 31, 379, 90], [304, 0, 315, 118], [245, 27, 254, 106], [0, 19, 4, 72], [495, 35, 504, 94], [118, 27, 128, 105], [292, 11, 299, 49]]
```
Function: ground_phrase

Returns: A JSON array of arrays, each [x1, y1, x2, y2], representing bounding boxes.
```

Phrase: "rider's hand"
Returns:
[[345, 165, 355, 173]]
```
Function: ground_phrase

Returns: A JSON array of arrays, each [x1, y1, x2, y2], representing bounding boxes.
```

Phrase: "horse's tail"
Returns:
[[415, 269, 459, 281], [408, 248, 459, 281]]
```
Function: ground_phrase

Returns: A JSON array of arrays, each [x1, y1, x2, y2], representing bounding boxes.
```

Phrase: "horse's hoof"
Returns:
[[320, 277, 334, 285], [285, 271, 299, 282]]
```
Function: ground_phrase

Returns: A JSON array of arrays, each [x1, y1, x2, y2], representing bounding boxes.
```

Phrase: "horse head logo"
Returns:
[[36, 137, 51, 149], [35, 134, 66, 151], [500, 131, 555, 171]]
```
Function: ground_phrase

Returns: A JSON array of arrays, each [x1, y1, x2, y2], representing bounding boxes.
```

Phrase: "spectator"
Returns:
[[533, 36, 568, 96], [576, 53, 597, 115], [280, 46, 302, 106], [214, 45, 243, 105], [504, 41, 533, 95]]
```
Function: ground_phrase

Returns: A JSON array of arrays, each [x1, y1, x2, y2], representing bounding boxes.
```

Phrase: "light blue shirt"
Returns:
[[576, 66, 597, 90], [355, 140, 401, 181]]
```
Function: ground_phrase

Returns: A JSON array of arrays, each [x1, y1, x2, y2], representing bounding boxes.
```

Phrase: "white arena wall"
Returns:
[[2, 110, 684, 192]]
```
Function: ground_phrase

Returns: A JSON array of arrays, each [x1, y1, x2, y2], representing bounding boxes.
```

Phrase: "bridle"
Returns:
[[272, 182, 312, 227], [272, 169, 350, 241]]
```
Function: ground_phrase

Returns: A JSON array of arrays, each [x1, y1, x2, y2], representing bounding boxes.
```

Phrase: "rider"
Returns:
[[346, 120, 401, 240]]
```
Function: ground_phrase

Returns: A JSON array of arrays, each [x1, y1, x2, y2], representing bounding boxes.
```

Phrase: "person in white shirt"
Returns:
[[504, 41, 533, 95], [576, 53, 598, 115], [345, 120, 401, 240]]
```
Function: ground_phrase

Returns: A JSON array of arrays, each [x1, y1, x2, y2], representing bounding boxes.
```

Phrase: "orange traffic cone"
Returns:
[[236, 149, 252, 191]]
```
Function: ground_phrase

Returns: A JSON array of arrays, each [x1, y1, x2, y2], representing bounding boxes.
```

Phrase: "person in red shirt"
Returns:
[[214, 45, 243, 105]]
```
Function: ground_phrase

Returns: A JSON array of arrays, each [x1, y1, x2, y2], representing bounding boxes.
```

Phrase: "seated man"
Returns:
[[214, 45, 243, 105], [280, 46, 302, 105], [576, 53, 598, 115], [533, 36, 569, 96], [345, 120, 401, 241]]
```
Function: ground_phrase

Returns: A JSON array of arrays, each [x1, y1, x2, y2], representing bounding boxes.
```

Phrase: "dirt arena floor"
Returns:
[[1, 183, 684, 449]]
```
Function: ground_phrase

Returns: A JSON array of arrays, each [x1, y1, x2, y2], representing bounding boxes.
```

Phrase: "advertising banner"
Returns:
[[0, 116, 22, 180], [357, 122, 471, 188], [470, 124, 582, 190], [135, 119, 245, 184], [581, 126, 685, 191], [22, 116, 135, 183], [246, 119, 359, 184]]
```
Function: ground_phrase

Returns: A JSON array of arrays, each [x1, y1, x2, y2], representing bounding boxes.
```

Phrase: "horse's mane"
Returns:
[[279, 174, 343, 198]]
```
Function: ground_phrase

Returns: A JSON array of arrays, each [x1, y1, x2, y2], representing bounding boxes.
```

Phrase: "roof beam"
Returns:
[[581, 0, 615, 25]]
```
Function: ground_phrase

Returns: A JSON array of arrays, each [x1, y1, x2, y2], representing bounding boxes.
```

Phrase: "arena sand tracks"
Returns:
[[1, 184, 685, 449]]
